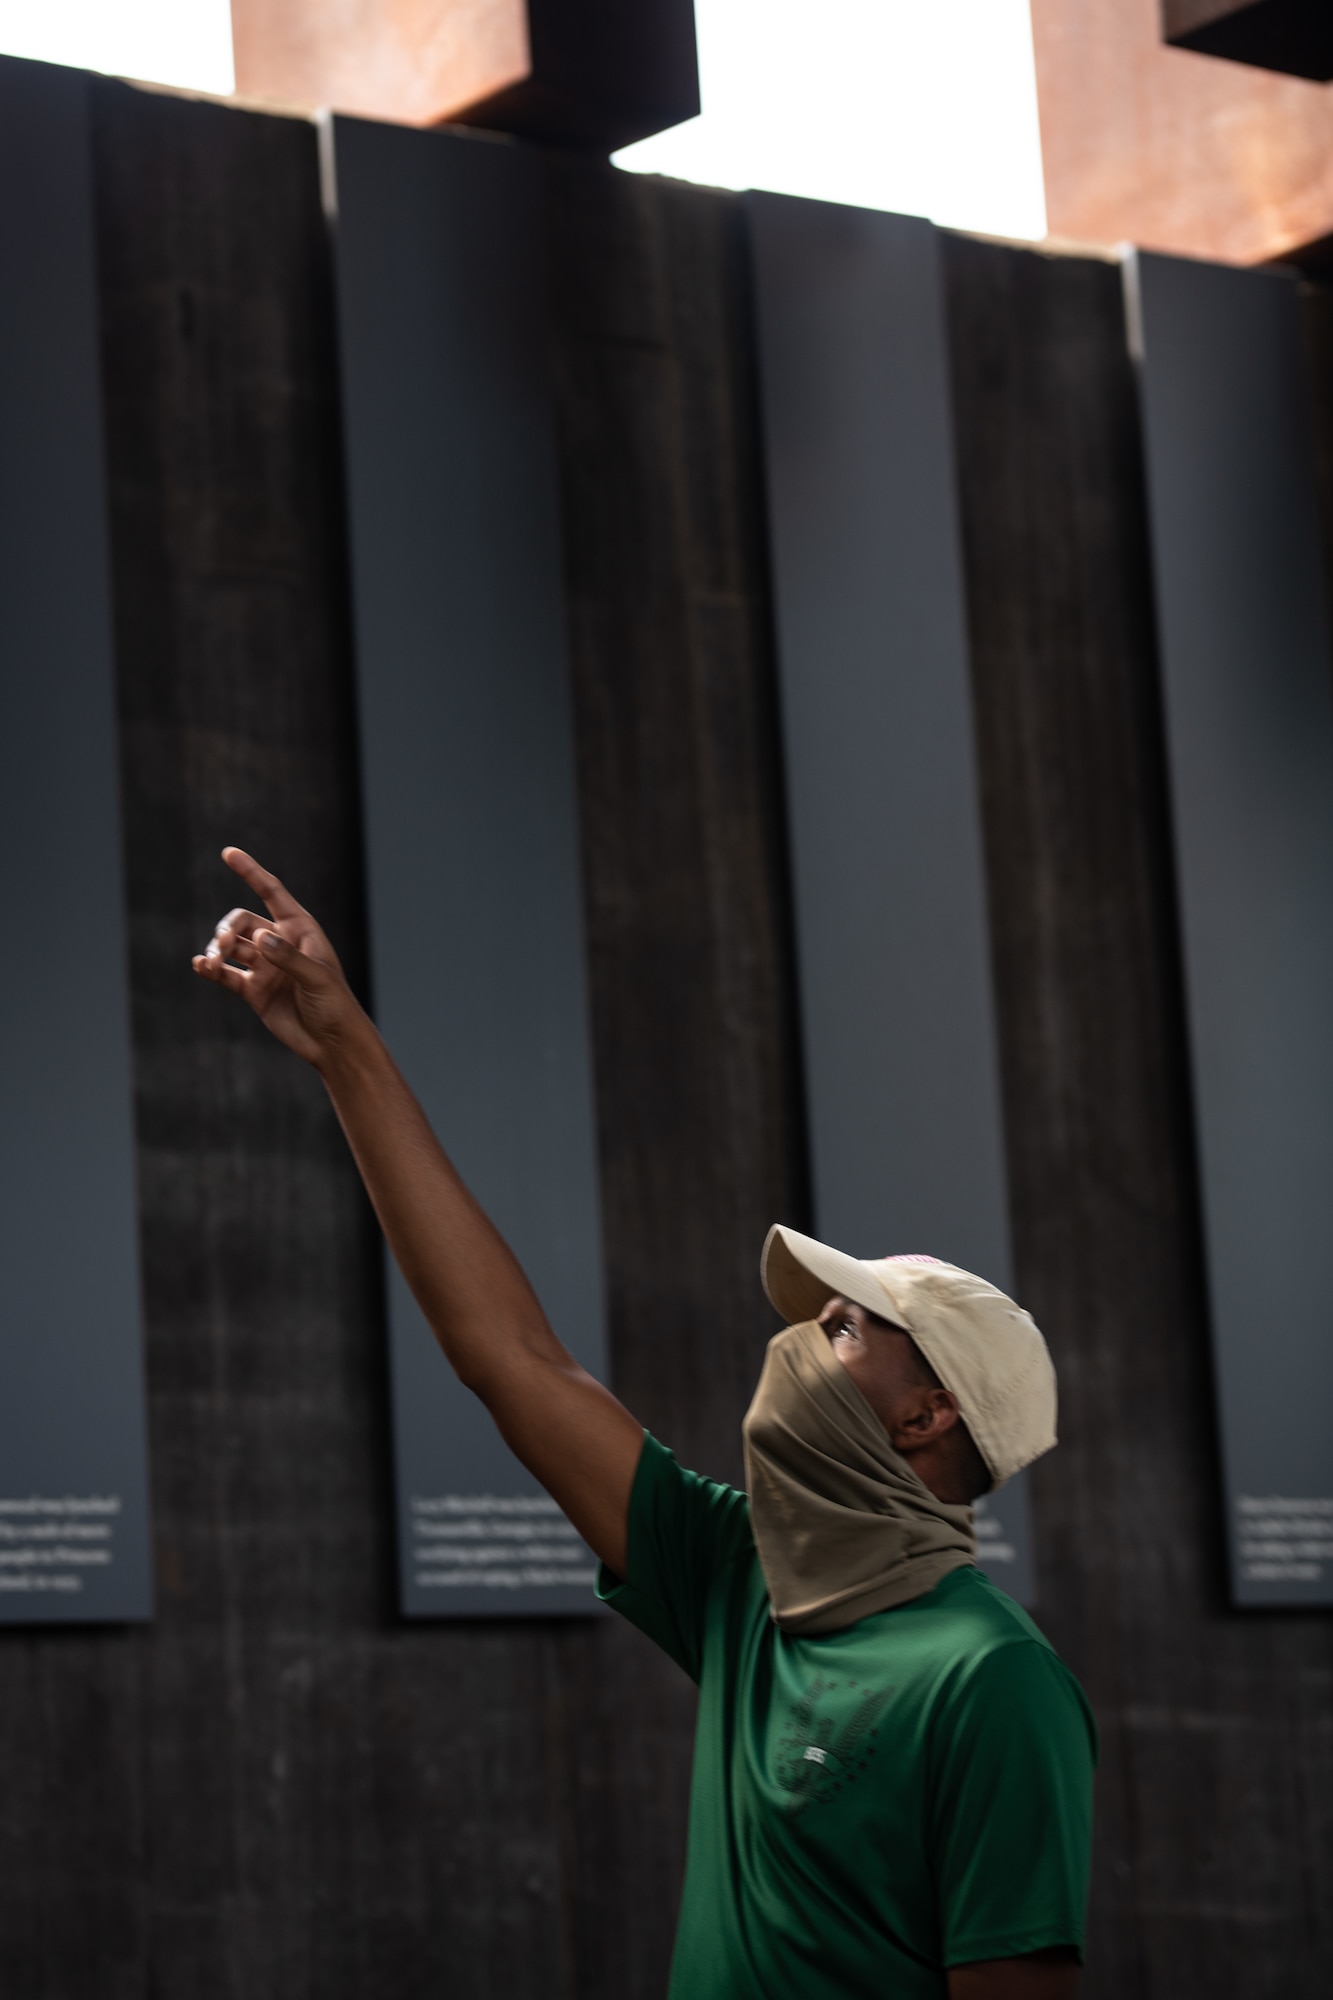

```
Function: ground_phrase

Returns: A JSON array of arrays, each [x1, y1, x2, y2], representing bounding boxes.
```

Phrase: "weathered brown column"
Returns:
[[944, 230, 1333, 1997]]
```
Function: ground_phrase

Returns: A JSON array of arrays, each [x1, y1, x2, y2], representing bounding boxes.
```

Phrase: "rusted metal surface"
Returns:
[[1033, 0, 1333, 262], [231, 0, 699, 146], [231, 0, 529, 128]]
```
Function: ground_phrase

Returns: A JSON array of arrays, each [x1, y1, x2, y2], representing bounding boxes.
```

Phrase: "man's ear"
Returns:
[[890, 1388, 961, 1454]]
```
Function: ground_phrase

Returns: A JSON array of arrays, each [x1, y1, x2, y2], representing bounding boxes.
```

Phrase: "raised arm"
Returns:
[[192, 847, 641, 1575]]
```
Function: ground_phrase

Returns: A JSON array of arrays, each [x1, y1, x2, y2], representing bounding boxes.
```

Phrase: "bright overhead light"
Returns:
[[616, 0, 1047, 243], [0, 0, 235, 97]]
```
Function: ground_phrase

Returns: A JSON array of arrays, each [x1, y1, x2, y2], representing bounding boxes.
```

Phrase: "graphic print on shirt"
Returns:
[[774, 1676, 895, 1813]]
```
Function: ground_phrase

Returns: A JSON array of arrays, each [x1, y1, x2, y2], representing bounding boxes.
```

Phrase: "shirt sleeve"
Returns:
[[930, 1638, 1097, 1967], [596, 1431, 754, 1682]]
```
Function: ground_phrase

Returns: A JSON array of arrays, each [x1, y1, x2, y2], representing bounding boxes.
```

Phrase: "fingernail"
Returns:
[[204, 942, 220, 959], [260, 932, 279, 951]]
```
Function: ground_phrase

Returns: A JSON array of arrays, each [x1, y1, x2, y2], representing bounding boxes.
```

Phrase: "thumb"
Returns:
[[257, 929, 329, 991]]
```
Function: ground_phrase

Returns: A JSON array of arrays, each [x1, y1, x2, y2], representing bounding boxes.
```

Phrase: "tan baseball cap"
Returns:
[[760, 1224, 1057, 1490]]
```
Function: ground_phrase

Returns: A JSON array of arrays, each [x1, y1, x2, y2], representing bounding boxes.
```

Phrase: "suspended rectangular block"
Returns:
[[1130, 251, 1333, 1607], [747, 194, 1033, 1601], [234, 0, 699, 148], [324, 113, 607, 1617], [0, 57, 153, 1624]]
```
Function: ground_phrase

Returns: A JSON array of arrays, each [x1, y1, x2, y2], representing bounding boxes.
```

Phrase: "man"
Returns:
[[195, 848, 1095, 1999]]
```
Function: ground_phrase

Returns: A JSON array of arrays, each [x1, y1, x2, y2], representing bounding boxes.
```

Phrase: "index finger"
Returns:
[[222, 847, 305, 922]]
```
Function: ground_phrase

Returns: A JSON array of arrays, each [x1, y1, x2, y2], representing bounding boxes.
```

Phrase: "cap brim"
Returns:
[[761, 1224, 911, 1333]]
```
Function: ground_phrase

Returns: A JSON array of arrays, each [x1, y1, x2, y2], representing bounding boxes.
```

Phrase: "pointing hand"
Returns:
[[191, 848, 365, 1070]]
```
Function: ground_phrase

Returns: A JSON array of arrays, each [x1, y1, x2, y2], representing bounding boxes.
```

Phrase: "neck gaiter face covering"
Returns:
[[742, 1320, 977, 1634]]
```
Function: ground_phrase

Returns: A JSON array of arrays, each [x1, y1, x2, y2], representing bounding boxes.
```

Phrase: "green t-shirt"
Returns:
[[599, 1434, 1096, 1999]]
